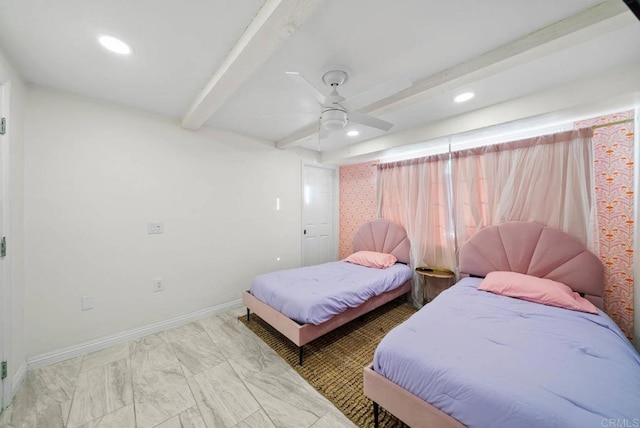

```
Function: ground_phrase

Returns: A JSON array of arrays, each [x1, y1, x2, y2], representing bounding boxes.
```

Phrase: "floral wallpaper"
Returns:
[[575, 111, 635, 339], [338, 161, 379, 259]]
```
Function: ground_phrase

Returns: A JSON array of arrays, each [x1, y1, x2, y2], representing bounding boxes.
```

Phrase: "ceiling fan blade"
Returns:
[[286, 71, 326, 104], [349, 112, 394, 131]]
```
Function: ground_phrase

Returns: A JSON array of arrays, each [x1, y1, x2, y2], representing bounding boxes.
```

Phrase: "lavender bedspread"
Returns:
[[373, 277, 640, 427], [250, 261, 413, 325]]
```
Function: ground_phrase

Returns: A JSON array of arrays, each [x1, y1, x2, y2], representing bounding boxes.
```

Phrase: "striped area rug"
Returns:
[[239, 298, 416, 427]]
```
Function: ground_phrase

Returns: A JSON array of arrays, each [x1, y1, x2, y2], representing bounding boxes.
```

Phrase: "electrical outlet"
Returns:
[[147, 222, 164, 234], [153, 278, 164, 292], [81, 295, 94, 310]]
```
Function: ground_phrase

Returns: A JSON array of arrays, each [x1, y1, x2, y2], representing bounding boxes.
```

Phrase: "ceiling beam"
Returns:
[[277, 0, 633, 149], [181, 0, 323, 130]]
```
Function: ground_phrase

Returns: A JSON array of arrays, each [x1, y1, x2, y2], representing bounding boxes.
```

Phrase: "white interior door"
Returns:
[[302, 165, 336, 266]]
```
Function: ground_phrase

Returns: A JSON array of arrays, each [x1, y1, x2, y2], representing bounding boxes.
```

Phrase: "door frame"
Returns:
[[301, 162, 339, 266], [0, 74, 12, 409]]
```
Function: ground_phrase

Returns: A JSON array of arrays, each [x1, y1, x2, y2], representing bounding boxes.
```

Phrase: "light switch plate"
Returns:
[[81, 295, 94, 310]]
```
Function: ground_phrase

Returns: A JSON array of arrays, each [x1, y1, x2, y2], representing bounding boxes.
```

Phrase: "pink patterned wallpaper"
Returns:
[[339, 161, 379, 259], [575, 111, 635, 339]]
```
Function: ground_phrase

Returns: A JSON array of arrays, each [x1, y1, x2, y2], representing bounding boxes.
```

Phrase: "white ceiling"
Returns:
[[1, 0, 639, 162], [0, 0, 266, 117]]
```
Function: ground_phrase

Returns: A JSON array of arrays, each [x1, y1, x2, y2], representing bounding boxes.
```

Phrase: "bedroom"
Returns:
[[0, 0, 639, 427]]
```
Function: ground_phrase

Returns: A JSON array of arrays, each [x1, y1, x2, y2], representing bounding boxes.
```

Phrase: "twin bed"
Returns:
[[243, 219, 413, 364], [244, 220, 640, 426], [365, 222, 640, 427]]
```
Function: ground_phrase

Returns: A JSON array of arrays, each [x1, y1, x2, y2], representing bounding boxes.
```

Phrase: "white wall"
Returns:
[[0, 47, 26, 401], [24, 87, 303, 357]]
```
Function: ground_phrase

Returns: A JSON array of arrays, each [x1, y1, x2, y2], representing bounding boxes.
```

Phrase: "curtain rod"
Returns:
[[591, 118, 634, 129]]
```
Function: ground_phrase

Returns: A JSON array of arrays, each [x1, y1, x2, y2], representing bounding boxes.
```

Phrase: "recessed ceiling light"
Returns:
[[98, 35, 132, 55], [454, 92, 474, 103], [346, 130, 359, 137]]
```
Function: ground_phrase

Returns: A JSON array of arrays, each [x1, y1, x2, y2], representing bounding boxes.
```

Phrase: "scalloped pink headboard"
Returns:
[[352, 219, 411, 265], [459, 222, 604, 309]]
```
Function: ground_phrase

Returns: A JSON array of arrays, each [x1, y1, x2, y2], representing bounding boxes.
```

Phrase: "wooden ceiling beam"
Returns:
[[182, 0, 323, 130]]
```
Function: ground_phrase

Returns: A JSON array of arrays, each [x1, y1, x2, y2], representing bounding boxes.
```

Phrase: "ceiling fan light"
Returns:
[[322, 109, 348, 130], [454, 92, 474, 103], [98, 35, 132, 55]]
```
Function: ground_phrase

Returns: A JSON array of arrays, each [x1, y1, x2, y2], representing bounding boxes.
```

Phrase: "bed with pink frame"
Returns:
[[243, 219, 412, 365], [364, 221, 640, 427]]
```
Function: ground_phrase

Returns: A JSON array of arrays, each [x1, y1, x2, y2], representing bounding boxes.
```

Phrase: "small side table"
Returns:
[[415, 267, 455, 304]]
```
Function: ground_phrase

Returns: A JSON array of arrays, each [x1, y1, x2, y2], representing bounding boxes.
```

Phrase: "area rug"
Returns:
[[239, 298, 416, 427]]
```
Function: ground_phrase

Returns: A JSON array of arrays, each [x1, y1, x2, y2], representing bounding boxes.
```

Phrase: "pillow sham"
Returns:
[[478, 271, 598, 314], [344, 251, 397, 269]]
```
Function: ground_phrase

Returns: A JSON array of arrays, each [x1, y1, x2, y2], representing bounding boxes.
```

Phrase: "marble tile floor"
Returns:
[[0, 308, 356, 428]]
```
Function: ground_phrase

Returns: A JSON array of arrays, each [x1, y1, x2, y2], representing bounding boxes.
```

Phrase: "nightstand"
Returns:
[[415, 267, 455, 304]]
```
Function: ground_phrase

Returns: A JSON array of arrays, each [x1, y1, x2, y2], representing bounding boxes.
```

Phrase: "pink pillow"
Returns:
[[344, 251, 397, 269], [478, 271, 598, 314]]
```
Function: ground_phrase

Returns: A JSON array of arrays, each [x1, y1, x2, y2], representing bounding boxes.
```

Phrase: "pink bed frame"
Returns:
[[364, 222, 604, 427], [243, 219, 412, 365]]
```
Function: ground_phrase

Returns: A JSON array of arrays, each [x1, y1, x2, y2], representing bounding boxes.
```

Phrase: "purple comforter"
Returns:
[[250, 261, 413, 325], [374, 277, 640, 428]]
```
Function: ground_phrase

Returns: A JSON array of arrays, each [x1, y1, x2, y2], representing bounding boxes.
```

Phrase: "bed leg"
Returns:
[[247, 308, 251, 322], [298, 346, 304, 365], [373, 401, 379, 428]]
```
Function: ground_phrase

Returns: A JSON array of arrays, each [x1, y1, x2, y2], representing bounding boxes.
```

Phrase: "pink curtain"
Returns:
[[377, 128, 596, 306], [452, 128, 597, 252], [378, 157, 455, 305]]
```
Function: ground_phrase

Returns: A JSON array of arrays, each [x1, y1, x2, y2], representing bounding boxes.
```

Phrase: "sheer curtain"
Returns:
[[377, 128, 597, 306], [452, 128, 598, 252], [378, 157, 455, 305]]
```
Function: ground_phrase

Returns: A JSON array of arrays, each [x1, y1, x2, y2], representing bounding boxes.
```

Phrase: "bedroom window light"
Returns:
[[380, 119, 573, 163], [276, 198, 280, 211], [450, 123, 570, 152]]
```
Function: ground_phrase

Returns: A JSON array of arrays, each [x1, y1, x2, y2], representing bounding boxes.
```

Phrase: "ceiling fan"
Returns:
[[286, 67, 395, 139]]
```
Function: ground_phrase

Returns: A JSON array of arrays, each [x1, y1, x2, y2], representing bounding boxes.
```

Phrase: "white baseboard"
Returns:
[[27, 299, 243, 371], [12, 361, 26, 397]]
